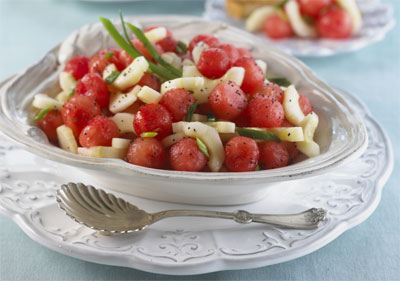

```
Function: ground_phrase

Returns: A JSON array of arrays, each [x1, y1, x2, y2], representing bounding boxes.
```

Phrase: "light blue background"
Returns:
[[0, 1, 399, 280]]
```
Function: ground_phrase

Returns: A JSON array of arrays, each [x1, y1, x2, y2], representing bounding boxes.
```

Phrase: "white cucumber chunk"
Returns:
[[102, 63, 118, 80], [112, 56, 149, 91], [109, 85, 140, 114], [161, 133, 186, 147], [296, 141, 320, 158], [55, 91, 70, 103], [111, 113, 136, 135], [161, 52, 182, 69], [269, 127, 304, 142], [161, 77, 205, 94], [56, 125, 77, 154], [137, 86, 162, 104], [336, 0, 362, 34], [111, 138, 132, 150], [78, 146, 126, 159], [204, 122, 236, 133], [59, 71, 77, 93], [32, 94, 63, 110], [144, 27, 167, 42], [192, 42, 209, 65], [285, 0, 317, 38], [246, 6, 275, 32], [301, 112, 319, 142], [283, 85, 305, 126]]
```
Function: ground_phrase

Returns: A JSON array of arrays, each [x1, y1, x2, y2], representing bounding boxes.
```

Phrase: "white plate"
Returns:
[[204, 0, 395, 57], [0, 84, 393, 275]]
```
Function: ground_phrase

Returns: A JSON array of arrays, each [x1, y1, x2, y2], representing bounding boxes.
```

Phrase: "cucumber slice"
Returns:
[[301, 112, 319, 142], [204, 122, 236, 133], [78, 146, 126, 159], [336, 0, 362, 34], [285, 0, 317, 38], [236, 127, 280, 142], [283, 85, 305, 126], [161, 52, 182, 70], [246, 6, 275, 32], [112, 56, 149, 90], [56, 125, 77, 153], [111, 138, 131, 150], [59, 72, 76, 93], [102, 63, 118, 80], [32, 94, 63, 110], [109, 85, 140, 113], [161, 133, 186, 147], [55, 91, 70, 103], [137, 86, 162, 104], [296, 141, 320, 158], [182, 58, 195, 66], [144, 27, 167, 42], [269, 127, 304, 142], [161, 77, 205, 95], [111, 113, 135, 135], [192, 42, 209, 64], [255, 60, 267, 77]]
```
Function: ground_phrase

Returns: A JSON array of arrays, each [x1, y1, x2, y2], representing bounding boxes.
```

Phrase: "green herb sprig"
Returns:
[[185, 100, 199, 121], [125, 22, 182, 77], [196, 137, 209, 158], [140, 132, 158, 138], [269, 77, 291, 87], [176, 41, 188, 54], [105, 71, 120, 84], [236, 127, 280, 142], [99, 16, 179, 81], [34, 106, 52, 122]]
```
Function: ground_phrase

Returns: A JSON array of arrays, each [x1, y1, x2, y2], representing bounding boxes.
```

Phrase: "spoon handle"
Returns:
[[151, 208, 327, 229]]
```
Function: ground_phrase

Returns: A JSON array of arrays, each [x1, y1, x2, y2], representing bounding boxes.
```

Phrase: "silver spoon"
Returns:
[[56, 182, 327, 233]]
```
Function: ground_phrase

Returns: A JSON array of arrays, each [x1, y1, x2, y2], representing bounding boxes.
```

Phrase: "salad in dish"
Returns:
[[243, 0, 362, 39], [31, 13, 320, 173]]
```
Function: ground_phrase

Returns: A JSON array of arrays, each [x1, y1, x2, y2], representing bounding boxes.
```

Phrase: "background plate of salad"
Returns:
[[204, 0, 395, 57]]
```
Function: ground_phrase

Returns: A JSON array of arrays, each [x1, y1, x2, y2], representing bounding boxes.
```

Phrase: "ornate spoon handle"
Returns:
[[151, 208, 327, 229]]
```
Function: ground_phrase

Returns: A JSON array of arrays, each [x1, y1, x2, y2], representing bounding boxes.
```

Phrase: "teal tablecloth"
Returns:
[[0, 1, 399, 280]]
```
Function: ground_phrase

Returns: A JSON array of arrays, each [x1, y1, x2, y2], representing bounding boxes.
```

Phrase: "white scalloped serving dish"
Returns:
[[204, 0, 395, 57], [0, 16, 367, 205]]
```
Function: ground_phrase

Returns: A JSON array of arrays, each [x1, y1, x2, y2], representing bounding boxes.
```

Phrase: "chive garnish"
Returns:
[[176, 40, 187, 54], [275, 0, 288, 9], [269, 78, 291, 87], [105, 71, 120, 84], [185, 100, 198, 122], [125, 22, 182, 77], [207, 112, 216, 122], [236, 127, 281, 142], [196, 137, 209, 158], [34, 106, 52, 122], [104, 51, 114, 59], [69, 85, 76, 97], [99, 16, 178, 80], [140, 132, 158, 138]]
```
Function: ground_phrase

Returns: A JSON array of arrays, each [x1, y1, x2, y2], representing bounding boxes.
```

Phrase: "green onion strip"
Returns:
[[99, 16, 179, 80]]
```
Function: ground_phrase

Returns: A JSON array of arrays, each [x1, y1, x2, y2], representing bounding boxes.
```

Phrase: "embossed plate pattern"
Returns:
[[204, 0, 395, 57], [0, 85, 393, 275]]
